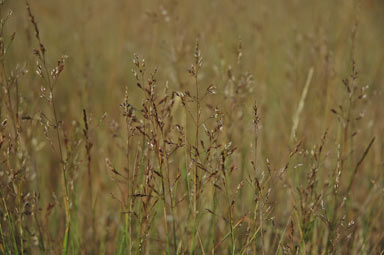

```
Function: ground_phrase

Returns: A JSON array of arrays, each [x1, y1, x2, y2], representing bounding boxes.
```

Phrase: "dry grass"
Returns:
[[1, 0, 383, 254]]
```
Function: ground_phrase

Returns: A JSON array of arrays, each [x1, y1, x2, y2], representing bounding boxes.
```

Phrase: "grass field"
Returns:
[[1, 0, 383, 254]]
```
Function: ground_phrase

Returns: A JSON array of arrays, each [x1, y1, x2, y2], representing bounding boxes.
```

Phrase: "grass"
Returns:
[[0, 0, 383, 254]]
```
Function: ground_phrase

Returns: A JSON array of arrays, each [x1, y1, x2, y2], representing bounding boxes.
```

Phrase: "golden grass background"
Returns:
[[1, 0, 383, 254]]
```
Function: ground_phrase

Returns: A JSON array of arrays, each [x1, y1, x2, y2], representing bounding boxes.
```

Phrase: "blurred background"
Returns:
[[6, 0, 384, 140], [1, 0, 383, 254]]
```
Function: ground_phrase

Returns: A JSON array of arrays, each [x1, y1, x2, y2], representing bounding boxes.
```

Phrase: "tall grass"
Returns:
[[1, 0, 383, 254]]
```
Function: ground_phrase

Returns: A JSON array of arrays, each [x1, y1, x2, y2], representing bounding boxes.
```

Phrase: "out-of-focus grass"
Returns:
[[1, 0, 383, 254]]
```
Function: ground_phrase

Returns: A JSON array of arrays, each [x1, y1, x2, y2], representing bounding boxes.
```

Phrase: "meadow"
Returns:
[[0, 0, 383, 254]]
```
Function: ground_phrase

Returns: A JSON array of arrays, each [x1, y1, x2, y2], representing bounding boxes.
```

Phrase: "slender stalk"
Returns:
[[224, 166, 235, 254], [125, 117, 132, 254], [83, 109, 95, 250], [252, 104, 264, 254], [193, 64, 200, 224], [162, 134, 177, 254], [192, 40, 203, 255]]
